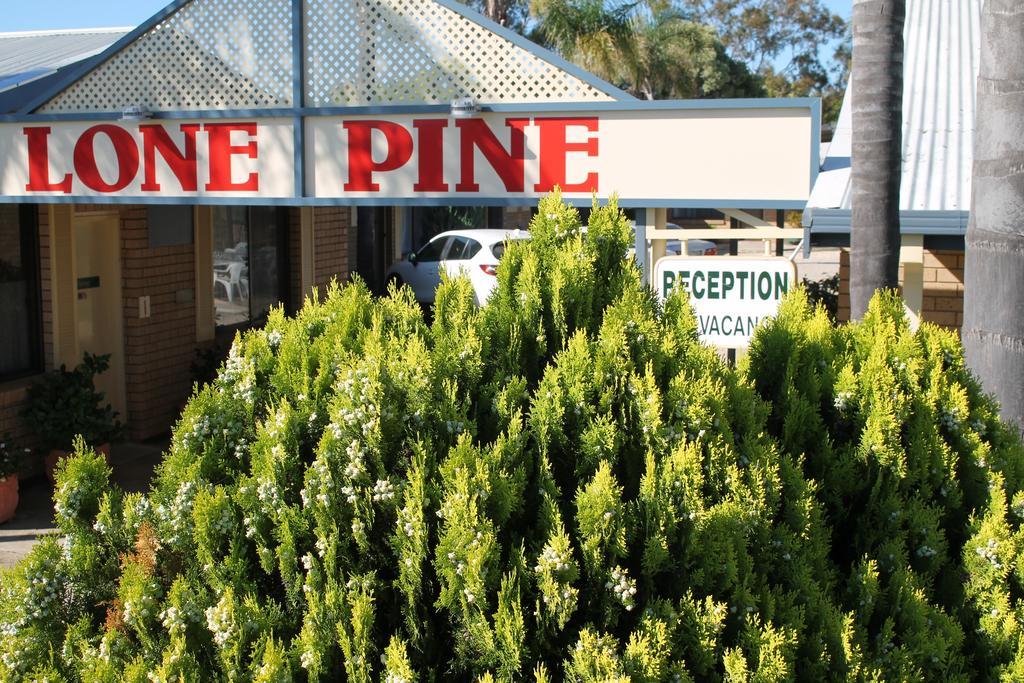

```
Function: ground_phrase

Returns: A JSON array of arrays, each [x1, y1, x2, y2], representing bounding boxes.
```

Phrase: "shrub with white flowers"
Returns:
[[2, 192, 1024, 680], [606, 565, 637, 612], [52, 436, 110, 528]]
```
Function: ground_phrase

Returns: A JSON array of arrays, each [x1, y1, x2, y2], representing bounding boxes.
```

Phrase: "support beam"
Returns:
[[194, 206, 215, 342], [393, 206, 407, 263], [719, 208, 777, 230], [721, 208, 779, 255], [634, 208, 648, 284], [49, 205, 78, 367], [774, 209, 785, 257], [900, 234, 924, 326], [899, 232, 924, 264], [649, 208, 667, 288], [300, 207, 315, 299], [645, 227, 803, 241]]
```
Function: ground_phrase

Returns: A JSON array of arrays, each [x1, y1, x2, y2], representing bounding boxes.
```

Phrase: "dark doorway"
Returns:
[[355, 207, 394, 295]]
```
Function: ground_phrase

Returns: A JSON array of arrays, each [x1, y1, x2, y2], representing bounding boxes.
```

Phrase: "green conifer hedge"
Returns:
[[3, 194, 1024, 681]]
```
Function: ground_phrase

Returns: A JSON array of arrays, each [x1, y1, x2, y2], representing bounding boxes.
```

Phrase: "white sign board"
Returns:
[[655, 257, 797, 347], [0, 103, 814, 204], [0, 119, 295, 199], [305, 108, 813, 203]]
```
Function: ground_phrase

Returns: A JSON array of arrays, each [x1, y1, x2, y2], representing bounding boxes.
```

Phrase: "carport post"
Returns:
[[634, 208, 648, 284], [649, 208, 667, 289]]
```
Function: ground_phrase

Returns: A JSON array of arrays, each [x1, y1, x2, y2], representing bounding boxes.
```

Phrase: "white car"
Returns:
[[386, 229, 530, 305]]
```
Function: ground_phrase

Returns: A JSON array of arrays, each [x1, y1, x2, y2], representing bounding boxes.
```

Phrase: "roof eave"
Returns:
[[804, 208, 970, 236]]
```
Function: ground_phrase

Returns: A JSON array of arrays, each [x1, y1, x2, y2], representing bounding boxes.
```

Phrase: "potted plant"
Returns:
[[21, 352, 124, 483], [0, 435, 26, 524]]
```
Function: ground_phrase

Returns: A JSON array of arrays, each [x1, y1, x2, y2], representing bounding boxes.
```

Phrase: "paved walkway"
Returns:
[[0, 441, 164, 569]]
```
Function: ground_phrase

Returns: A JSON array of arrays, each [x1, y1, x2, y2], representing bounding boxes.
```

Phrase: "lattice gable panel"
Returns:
[[39, 0, 616, 113], [39, 0, 293, 113], [304, 0, 615, 106]]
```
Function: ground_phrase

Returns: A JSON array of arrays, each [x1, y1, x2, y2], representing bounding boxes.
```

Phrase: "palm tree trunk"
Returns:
[[486, 0, 509, 25], [849, 0, 905, 319], [963, 0, 1024, 432]]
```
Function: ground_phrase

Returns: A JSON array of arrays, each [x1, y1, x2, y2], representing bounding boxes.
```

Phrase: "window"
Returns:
[[407, 206, 487, 255], [0, 205, 41, 380], [416, 237, 449, 262], [445, 236, 481, 260], [490, 238, 527, 261], [212, 206, 288, 328]]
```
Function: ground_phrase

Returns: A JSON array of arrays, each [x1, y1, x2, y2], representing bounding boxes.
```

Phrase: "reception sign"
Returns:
[[655, 256, 797, 348], [0, 103, 815, 204]]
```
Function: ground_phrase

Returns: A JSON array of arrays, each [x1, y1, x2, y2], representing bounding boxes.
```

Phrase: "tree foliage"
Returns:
[[3, 193, 1023, 681], [530, 0, 765, 99], [526, 0, 847, 124], [681, 0, 847, 111], [466, 0, 532, 31]]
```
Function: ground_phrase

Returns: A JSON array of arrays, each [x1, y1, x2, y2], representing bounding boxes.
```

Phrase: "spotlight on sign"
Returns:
[[121, 105, 153, 121], [449, 97, 480, 118]]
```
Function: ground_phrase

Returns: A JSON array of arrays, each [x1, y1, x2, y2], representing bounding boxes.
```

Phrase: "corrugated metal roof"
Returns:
[[0, 28, 129, 93], [805, 0, 980, 234]]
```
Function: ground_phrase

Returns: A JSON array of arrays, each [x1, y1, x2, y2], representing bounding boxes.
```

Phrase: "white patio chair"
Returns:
[[214, 261, 248, 303]]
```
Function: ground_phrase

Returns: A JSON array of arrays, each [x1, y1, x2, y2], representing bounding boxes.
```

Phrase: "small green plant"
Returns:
[[21, 352, 124, 452], [802, 273, 840, 318], [190, 341, 229, 390], [0, 434, 28, 479]]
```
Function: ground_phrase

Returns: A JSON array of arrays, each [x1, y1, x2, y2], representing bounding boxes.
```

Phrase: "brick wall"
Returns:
[[121, 207, 197, 439], [918, 250, 965, 328], [838, 248, 964, 329], [312, 207, 351, 291]]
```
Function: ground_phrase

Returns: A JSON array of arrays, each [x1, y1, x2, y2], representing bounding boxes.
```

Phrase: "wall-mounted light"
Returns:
[[121, 105, 153, 121], [450, 97, 480, 118]]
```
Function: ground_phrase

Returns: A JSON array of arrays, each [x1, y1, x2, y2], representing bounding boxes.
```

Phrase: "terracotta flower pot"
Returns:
[[0, 473, 18, 524], [45, 443, 111, 484]]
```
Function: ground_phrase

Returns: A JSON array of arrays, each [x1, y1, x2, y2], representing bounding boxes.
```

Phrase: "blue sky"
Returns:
[[3, 0, 851, 32]]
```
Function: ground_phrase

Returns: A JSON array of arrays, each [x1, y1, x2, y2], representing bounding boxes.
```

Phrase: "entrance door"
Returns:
[[74, 212, 127, 421], [355, 207, 394, 295]]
